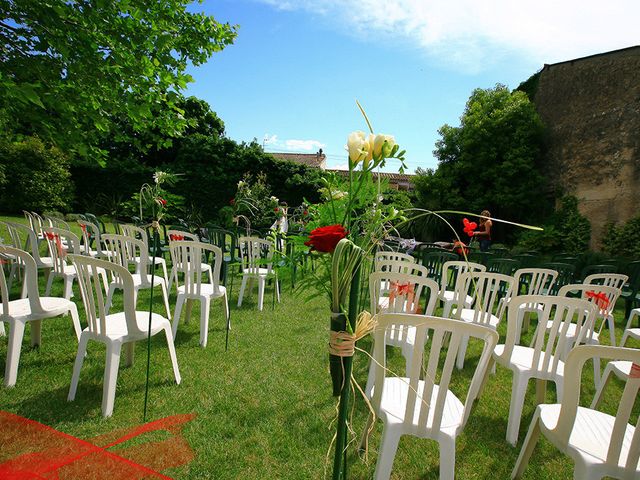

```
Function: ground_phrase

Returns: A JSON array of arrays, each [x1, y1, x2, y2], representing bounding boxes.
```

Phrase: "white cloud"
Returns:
[[285, 139, 325, 151], [255, 0, 640, 71], [263, 133, 325, 151]]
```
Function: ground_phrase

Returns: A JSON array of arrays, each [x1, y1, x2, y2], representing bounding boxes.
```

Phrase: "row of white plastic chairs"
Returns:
[[0, 218, 281, 416], [365, 251, 640, 479]]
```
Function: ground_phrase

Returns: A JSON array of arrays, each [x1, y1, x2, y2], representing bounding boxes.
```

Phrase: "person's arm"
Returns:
[[474, 221, 492, 238]]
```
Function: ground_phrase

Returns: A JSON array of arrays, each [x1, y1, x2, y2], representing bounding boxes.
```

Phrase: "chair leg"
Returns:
[[374, 426, 402, 480], [124, 343, 135, 367], [606, 315, 616, 347], [506, 372, 528, 446], [102, 341, 122, 417], [160, 281, 171, 321], [4, 320, 26, 387], [63, 275, 74, 300], [167, 266, 176, 293], [68, 334, 90, 400], [105, 284, 116, 315], [30, 319, 42, 347], [0, 320, 4, 337], [200, 297, 211, 348], [511, 408, 542, 479], [257, 277, 265, 311], [68, 303, 82, 341], [163, 324, 181, 384], [172, 295, 185, 339], [438, 436, 456, 480], [590, 362, 615, 409], [237, 275, 248, 307], [456, 334, 469, 369], [45, 272, 55, 296]]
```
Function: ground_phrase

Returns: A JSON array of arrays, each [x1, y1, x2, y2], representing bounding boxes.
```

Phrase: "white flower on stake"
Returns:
[[347, 131, 371, 168]]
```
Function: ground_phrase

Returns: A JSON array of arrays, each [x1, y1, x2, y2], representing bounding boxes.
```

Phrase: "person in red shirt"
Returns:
[[473, 210, 492, 252]]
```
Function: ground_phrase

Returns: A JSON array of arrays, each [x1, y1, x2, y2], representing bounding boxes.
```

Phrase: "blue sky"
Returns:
[[186, 0, 639, 172]]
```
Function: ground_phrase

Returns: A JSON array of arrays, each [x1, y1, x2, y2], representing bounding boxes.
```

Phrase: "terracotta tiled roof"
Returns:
[[269, 152, 326, 168]]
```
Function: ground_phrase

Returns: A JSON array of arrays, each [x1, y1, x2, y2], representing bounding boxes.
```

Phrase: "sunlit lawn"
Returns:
[[0, 215, 637, 479]]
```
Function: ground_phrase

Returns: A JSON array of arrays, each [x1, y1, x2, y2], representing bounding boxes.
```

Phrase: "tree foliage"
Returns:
[[413, 84, 549, 241], [0, 0, 237, 158], [0, 136, 74, 212]]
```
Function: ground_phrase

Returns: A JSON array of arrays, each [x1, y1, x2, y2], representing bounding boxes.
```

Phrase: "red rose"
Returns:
[[230, 198, 235, 205], [303, 210, 308, 216], [156, 197, 167, 207], [274, 207, 279, 212], [304, 224, 348, 253]]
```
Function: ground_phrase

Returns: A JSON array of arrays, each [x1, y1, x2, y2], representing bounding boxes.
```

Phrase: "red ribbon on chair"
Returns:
[[389, 281, 417, 312], [169, 234, 184, 241], [45, 232, 66, 258], [586, 290, 610, 311], [630, 363, 640, 379]]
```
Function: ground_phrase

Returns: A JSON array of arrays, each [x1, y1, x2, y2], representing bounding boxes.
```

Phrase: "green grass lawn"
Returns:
[[0, 216, 637, 479]]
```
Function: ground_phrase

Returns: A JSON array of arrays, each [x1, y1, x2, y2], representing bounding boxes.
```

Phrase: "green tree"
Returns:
[[413, 84, 548, 241], [0, 136, 74, 212], [0, 0, 237, 158]]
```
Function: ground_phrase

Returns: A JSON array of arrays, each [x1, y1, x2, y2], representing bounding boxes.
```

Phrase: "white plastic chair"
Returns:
[[101, 234, 172, 320], [503, 268, 558, 344], [374, 251, 415, 268], [364, 313, 498, 480], [170, 241, 229, 348], [0, 246, 81, 387], [364, 271, 440, 397], [237, 236, 280, 311], [77, 219, 108, 258], [4, 222, 54, 289], [68, 254, 180, 417], [374, 259, 428, 277], [42, 227, 80, 299], [450, 271, 515, 369], [120, 224, 169, 286], [439, 260, 486, 317], [620, 308, 640, 348], [493, 295, 597, 445], [166, 230, 213, 292], [512, 344, 640, 480], [584, 272, 629, 290]]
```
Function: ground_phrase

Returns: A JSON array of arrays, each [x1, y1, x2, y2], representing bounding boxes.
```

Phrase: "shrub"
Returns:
[[602, 215, 640, 259], [515, 196, 591, 254], [0, 136, 74, 213]]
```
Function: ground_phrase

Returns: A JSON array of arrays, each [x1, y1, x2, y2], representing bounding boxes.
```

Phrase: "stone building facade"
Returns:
[[532, 46, 640, 249]]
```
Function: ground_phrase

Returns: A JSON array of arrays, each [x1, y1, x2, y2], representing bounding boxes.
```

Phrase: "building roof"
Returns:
[[543, 45, 640, 69], [269, 151, 326, 168], [327, 169, 414, 183]]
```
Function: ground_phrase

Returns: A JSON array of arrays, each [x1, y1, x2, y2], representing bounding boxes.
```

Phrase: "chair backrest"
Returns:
[[4, 222, 47, 266], [583, 273, 628, 291], [487, 258, 520, 276], [374, 260, 428, 277], [120, 224, 148, 244], [84, 213, 106, 233], [370, 271, 440, 315], [558, 283, 622, 322], [513, 268, 558, 296], [374, 251, 415, 267], [169, 241, 223, 296], [22, 211, 37, 232], [440, 260, 486, 294], [3, 221, 26, 250], [501, 295, 597, 373], [419, 251, 459, 283], [101, 234, 150, 282], [238, 236, 275, 275], [371, 313, 498, 435], [554, 344, 640, 473], [69, 254, 143, 337], [512, 253, 540, 268], [580, 264, 618, 280], [167, 229, 199, 242], [30, 212, 46, 237], [453, 271, 516, 325], [44, 215, 70, 231], [77, 220, 103, 256], [43, 227, 80, 275], [542, 262, 576, 295], [0, 245, 44, 314]]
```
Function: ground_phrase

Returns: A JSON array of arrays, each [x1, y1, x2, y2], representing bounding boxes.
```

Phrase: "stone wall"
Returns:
[[533, 46, 640, 249]]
